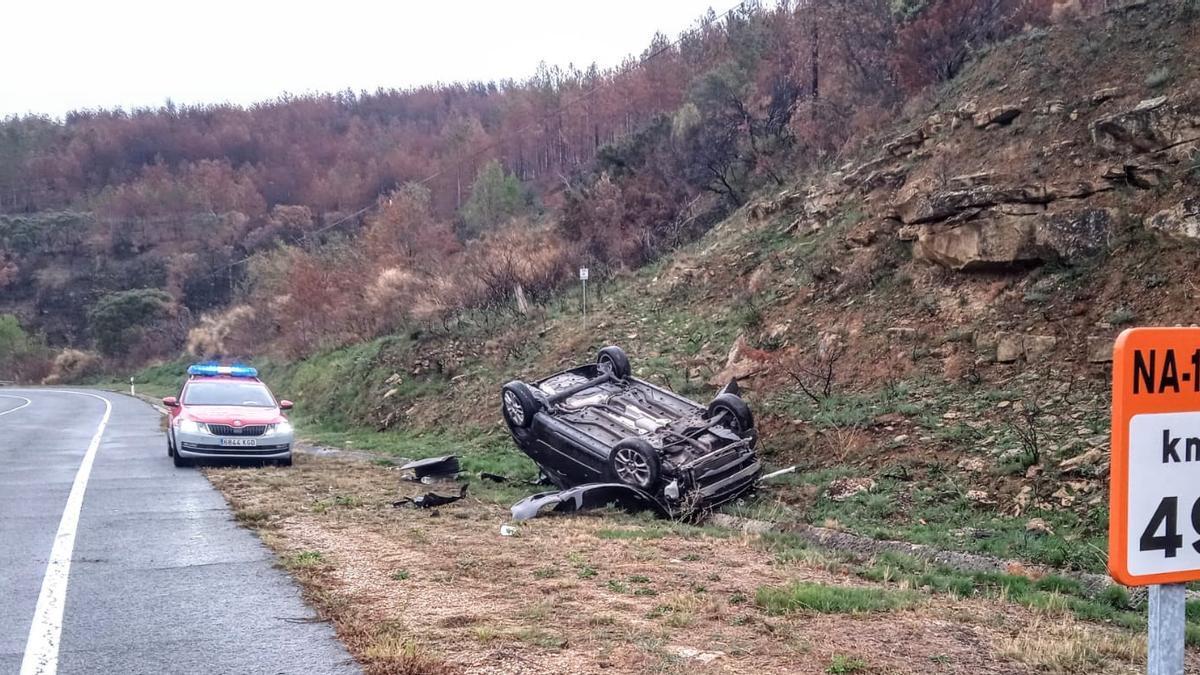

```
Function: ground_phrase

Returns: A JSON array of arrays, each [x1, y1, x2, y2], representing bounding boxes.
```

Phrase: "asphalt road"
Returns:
[[0, 389, 359, 674]]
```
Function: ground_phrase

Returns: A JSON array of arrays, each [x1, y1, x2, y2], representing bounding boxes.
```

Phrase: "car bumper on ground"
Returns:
[[175, 429, 293, 460]]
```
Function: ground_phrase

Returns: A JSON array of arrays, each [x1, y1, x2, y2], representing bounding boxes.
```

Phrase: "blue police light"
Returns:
[[187, 363, 259, 378]]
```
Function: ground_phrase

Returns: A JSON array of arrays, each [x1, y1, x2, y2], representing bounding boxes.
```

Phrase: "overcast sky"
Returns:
[[0, 0, 726, 119]]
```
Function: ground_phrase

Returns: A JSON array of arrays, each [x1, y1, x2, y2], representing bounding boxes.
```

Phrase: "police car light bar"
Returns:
[[187, 363, 258, 378]]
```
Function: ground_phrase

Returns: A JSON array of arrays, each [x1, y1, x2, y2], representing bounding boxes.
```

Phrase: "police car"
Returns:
[[163, 364, 295, 467]]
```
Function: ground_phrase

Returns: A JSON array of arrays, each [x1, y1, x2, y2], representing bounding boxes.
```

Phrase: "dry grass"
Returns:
[[205, 454, 1164, 675], [996, 617, 1145, 674]]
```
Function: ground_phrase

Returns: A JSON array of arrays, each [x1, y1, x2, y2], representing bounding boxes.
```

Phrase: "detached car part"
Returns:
[[393, 484, 468, 509], [510, 483, 669, 521], [501, 345, 761, 515], [399, 455, 460, 480]]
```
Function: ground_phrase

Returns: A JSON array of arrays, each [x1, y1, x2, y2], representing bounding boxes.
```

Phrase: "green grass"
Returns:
[[827, 655, 868, 674], [804, 473, 1109, 572], [755, 581, 917, 615], [284, 550, 325, 569]]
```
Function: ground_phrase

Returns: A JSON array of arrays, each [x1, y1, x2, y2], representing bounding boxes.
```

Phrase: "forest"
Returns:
[[0, 0, 1075, 379]]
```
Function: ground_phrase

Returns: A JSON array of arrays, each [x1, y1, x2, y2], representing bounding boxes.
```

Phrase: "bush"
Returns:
[[0, 314, 52, 382], [87, 288, 175, 357], [43, 348, 102, 384]]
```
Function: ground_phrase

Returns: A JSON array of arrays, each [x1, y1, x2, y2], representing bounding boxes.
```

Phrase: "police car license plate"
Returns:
[[220, 437, 258, 447]]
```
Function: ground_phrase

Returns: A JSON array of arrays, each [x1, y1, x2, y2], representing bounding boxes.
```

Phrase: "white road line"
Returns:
[[19, 390, 113, 675], [0, 394, 32, 417]]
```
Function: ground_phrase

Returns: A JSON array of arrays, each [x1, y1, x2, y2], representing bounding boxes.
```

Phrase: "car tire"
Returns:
[[597, 346, 632, 380], [608, 438, 660, 490], [172, 451, 192, 468], [707, 393, 755, 436], [501, 381, 543, 429], [167, 435, 175, 457], [279, 455, 293, 467]]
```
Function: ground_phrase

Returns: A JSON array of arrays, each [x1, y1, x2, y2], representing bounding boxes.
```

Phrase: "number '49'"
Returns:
[[1139, 497, 1200, 558]]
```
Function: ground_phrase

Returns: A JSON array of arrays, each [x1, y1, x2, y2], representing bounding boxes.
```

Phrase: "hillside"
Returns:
[[60, 1, 1200, 671], [199, 0, 1200, 568]]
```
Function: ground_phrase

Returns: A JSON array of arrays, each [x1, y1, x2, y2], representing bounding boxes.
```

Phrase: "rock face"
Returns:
[[974, 105, 1022, 129], [915, 216, 1045, 271], [1091, 96, 1200, 160], [912, 208, 1118, 270], [1087, 336, 1114, 363], [1148, 198, 1200, 241]]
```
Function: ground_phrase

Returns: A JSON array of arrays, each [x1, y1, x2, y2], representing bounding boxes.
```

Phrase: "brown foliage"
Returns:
[[893, 0, 1053, 92]]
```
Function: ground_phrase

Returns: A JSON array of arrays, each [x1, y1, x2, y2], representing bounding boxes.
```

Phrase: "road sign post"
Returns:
[[579, 267, 589, 328], [1109, 328, 1200, 675]]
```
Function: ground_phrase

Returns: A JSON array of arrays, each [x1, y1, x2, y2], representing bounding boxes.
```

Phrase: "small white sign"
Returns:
[[1127, 412, 1200, 576], [579, 267, 589, 281]]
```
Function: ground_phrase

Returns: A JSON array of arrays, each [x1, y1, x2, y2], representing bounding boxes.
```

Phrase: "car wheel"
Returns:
[[608, 438, 660, 490], [172, 451, 192, 468], [707, 393, 755, 436], [278, 455, 293, 467], [167, 435, 175, 457], [597, 346, 631, 380], [501, 381, 543, 429]]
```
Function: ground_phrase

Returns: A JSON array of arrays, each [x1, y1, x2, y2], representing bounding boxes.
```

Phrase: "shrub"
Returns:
[[87, 288, 175, 357], [42, 348, 102, 384]]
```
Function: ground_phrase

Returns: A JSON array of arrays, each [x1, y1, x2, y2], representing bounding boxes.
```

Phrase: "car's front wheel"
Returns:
[[608, 438, 660, 490], [707, 393, 755, 436], [172, 451, 192, 468]]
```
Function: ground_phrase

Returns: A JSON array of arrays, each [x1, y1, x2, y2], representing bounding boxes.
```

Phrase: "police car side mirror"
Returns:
[[279, 400, 294, 410], [162, 396, 179, 407]]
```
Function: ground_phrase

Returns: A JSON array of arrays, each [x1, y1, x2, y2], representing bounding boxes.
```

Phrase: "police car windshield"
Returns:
[[183, 381, 275, 407]]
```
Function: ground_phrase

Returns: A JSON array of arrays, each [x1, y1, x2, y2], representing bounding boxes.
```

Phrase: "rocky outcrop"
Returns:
[[1091, 96, 1200, 160], [973, 105, 1022, 129], [1148, 198, 1200, 241], [913, 208, 1118, 270], [914, 216, 1046, 271], [895, 184, 1050, 225]]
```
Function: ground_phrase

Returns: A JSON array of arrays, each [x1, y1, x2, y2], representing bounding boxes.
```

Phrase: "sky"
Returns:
[[0, 0, 726, 119]]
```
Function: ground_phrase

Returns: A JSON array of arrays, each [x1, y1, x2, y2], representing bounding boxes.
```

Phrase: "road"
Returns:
[[0, 389, 358, 674]]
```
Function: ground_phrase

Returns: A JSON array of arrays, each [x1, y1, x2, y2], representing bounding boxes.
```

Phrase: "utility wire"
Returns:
[[214, 0, 756, 276]]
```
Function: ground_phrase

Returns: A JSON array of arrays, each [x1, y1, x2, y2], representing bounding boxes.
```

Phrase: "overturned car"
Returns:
[[501, 346, 762, 516]]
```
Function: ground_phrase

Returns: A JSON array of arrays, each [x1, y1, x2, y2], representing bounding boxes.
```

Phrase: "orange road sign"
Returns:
[[1110, 328, 1200, 586]]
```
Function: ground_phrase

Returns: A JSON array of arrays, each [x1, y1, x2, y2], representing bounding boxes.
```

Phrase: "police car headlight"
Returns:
[[178, 420, 206, 434], [266, 421, 293, 436]]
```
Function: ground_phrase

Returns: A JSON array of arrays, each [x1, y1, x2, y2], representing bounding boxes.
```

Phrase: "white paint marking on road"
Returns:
[[0, 394, 33, 417], [19, 390, 113, 675]]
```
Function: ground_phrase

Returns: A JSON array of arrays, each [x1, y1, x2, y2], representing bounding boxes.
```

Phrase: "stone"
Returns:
[[1102, 162, 1166, 189], [826, 477, 876, 502], [914, 216, 1045, 271], [884, 127, 926, 156], [886, 327, 917, 342], [1148, 198, 1200, 241], [896, 225, 921, 242], [708, 334, 770, 385], [1023, 335, 1057, 358], [382, 388, 399, 400], [1037, 208, 1120, 261], [895, 184, 1048, 225], [1044, 100, 1066, 115], [996, 333, 1023, 363], [966, 489, 995, 505], [1060, 447, 1107, 474], [1087, 336, 1114, 363], [1091, 96, 1200, 159], [973, 105, 1022, 129], [955, 100, 979, 119], [1025, 517, 1054, 535], [1090, 87, 1121, 105], [384, 372, 403, 385]]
